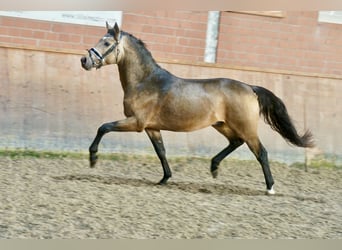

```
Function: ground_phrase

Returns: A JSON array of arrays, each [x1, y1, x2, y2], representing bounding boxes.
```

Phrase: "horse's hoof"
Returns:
[[89, 155, 98, 168], [157, 177, 170, 185], [266, 186, 276, 195], [211, 169, 218, 179], [156, 181, 166, 186], [157, 180, 167, 185]]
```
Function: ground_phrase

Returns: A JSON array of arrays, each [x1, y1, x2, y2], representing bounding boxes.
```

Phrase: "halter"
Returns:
[[88, 40, 119, 69]]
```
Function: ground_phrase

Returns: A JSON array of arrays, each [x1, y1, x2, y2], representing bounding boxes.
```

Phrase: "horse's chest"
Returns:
[[123, 93, 158, 117]]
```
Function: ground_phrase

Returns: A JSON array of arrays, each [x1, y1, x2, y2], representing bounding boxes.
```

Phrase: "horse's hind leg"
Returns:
[[211, 123, 244, 178], [211, 138, 244, 178], [246, 137, 275, 195], [145, 129, 172, 184]]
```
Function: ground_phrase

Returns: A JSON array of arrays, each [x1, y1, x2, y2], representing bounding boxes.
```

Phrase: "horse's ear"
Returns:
[[106, 21, 113, 30], [113, 22, 120, 41]]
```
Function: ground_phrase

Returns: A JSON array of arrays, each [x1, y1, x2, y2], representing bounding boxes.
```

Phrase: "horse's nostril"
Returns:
[[81, 57, 86, 64]]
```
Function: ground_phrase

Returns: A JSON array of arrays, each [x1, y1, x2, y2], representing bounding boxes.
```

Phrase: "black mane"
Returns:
[[121, 31, 160, 68]]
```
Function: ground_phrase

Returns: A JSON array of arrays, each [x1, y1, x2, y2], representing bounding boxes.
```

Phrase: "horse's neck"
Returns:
[[117, 47, 161, 92]]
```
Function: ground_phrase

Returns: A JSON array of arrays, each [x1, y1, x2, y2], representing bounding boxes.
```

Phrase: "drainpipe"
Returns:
[[204, 11, 220, 63]]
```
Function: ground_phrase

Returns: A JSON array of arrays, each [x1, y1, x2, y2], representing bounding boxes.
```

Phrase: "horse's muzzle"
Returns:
[[80, 56, 92, 71]]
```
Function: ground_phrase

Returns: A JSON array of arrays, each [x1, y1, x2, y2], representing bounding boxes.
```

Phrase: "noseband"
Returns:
[[88, 41, 119, 69]]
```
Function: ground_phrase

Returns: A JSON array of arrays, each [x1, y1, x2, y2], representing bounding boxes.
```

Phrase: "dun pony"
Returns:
[[81, 22, 314, 195]]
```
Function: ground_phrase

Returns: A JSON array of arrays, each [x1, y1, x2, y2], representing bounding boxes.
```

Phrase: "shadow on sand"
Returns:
[[52, 174, 325, 203]]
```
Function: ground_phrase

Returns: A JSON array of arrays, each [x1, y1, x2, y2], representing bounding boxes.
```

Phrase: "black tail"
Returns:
[[252, 85, 314, 148]]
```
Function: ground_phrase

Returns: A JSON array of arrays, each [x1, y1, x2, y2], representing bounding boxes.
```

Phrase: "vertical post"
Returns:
[[204, 11, 220, 63], [304, 100, 308, 172]]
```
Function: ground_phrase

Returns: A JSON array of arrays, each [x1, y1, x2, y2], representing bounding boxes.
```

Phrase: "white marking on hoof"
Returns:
[[266, 186, 275, 195]]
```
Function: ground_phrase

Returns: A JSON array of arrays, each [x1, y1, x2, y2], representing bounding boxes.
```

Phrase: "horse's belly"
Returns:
[[156, 99, 221, 132]]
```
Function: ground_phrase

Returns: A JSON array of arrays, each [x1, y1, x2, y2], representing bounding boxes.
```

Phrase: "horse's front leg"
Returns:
[[145, 129, 172, 184], [89, 117, 140, 167]]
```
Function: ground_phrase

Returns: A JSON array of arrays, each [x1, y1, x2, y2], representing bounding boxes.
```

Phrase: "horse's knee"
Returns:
[[98, 122, 114, 134]]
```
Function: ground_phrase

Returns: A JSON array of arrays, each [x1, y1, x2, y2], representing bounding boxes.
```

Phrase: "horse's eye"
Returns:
[[104, 41, 110, 47]]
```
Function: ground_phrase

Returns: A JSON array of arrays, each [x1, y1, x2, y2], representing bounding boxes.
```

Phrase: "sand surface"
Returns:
[[0, 155, 341, 239]]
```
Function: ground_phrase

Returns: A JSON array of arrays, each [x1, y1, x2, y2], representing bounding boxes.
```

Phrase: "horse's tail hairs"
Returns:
[[252, 85, 315, 148]]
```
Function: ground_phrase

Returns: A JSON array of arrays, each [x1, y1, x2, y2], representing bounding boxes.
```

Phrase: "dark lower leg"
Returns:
[[257, 144, 274, 191], [211, 139, 244, 178], [247, 140, 274, 191], [88, 117, 141, 167], [145, 129, 172, 184], [89, 122, 116, 167]]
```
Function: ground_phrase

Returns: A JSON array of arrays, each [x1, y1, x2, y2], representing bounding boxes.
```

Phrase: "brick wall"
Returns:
[[0, 11, 341, 75], [122, 11, 342, 76], [217, 11, 342, 76], [122, 11, 208, 62], [0, 15, 104, 50]]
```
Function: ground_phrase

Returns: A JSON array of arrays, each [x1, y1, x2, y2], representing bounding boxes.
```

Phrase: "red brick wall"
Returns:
[[0, 11, 341, 75], [0, 15, 104, 50], [122, 11, 208, 62], [217, 11, 342, 75], [122, 11, 342, 75]]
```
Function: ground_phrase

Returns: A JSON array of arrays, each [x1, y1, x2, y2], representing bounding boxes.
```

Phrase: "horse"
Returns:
[[80, 22, 314, 195]]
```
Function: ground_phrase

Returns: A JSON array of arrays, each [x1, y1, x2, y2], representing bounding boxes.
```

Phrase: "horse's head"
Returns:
[[81, 22, 123, 70]]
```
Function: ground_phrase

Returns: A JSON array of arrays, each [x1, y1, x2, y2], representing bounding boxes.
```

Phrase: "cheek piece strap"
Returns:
[[88, 41, 119, 69]]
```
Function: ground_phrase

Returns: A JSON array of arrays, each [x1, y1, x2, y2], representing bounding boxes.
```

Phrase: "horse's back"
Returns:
[[168, 76, 259, 121], [181, 77, 258, 110]]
